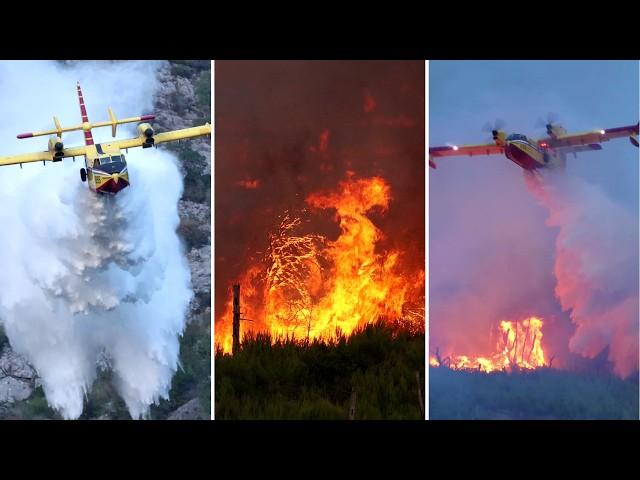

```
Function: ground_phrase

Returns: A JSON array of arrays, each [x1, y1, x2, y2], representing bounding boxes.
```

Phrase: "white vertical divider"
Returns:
[[424, 59, 429, 421], [211, 59, 215, 420]]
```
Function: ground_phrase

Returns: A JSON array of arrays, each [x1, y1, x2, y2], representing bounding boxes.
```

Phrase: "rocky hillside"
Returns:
[[0, 60, 211, 420]]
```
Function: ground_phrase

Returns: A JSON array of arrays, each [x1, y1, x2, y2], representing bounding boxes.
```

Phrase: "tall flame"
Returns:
[[430, 316, 547, 373], [215, 173, 425, 352]]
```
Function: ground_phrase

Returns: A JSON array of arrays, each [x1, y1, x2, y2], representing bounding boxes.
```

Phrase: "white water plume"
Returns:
[[0, 60, 193, 418]]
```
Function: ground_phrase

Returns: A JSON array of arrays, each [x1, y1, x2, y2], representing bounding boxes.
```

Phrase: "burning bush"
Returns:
[[216, 174, 425, 352]]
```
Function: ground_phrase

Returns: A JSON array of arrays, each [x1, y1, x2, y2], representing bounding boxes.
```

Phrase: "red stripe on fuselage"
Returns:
[[76, 83, 94, 146]]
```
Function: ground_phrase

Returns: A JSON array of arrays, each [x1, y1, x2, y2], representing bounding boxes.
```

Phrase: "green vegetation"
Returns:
[[79, 369, 131, 420], [0, 325, 7, 351], [164, 142, 210, 204], [430, 366, 639, 420], [183, 168, 211, 205], [178, 216, 210, 250], [150, 316, 211, 419], [13, 387, 61, 420], [215, 322, 425, 420], [161, 60, 211, 204], [166, 61, 210, 123], [194, 291, 211, 314], [194, 70, 211, 121], [169, 60, 210, 79]]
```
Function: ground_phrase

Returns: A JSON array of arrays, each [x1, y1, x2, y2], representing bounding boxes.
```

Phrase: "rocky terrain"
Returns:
[[0, 60, 211, 420]]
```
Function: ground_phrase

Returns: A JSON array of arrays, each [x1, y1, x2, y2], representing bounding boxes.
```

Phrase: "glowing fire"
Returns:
[[216, 173, 425, 352], [430, 317, 547, 373]]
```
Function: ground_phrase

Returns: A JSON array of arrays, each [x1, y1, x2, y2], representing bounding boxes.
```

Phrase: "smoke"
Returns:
[[527, 170, 639, 378], [430, 158, 638, 378], [0, 60, 192, 418], [429, 161, 563, 360]]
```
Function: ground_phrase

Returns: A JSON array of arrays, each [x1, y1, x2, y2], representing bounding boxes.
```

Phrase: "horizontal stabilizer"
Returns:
[[17, 112, 156, 139]]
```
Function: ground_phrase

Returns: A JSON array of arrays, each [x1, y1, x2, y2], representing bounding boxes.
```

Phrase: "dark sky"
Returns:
[[215, 61, 425, 323]]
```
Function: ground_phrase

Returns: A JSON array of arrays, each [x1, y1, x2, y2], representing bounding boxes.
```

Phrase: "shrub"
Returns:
[[215, 322, 425, 419]]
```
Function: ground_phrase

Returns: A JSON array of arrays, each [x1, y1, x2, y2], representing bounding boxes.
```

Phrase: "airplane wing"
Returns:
[[540, 123, 639, 149], [0, 124, 210, 167], [429, 143, 504, 168], [99, 124, 211, 152], [0, 145, 87, 167]]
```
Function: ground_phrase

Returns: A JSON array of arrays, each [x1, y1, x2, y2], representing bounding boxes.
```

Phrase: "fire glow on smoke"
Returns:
[[216, 173, 425, 352]]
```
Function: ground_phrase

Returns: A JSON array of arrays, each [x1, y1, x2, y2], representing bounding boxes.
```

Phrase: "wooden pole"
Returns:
[[416, 370, 424, 418], [348, 390, 357, 420], [232, 284, 241, 355]]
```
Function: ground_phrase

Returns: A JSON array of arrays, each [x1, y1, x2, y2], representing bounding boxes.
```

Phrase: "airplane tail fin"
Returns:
[[76, 81, 94, 145]]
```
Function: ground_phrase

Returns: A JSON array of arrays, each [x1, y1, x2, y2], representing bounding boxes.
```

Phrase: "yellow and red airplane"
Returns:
[[0, 82, 211, 194], [429, 121, 639, 171]]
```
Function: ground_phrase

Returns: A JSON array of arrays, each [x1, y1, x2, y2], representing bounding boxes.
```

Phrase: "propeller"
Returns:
[[482, 118, 506, 142], [535, 112, 560, 134]]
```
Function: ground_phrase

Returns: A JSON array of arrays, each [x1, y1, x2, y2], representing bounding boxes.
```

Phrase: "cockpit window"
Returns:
[[507, 133, 528, 142], [95, 155, 125, 166]]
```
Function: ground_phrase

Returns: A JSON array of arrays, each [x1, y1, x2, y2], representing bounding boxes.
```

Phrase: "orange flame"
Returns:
[[430, 317, 547, 373], [236, 179, 261, 189], [215, 174, 425, 352]]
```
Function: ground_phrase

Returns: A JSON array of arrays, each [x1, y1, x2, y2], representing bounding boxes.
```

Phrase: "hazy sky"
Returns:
[[430, 60, 639, 211]]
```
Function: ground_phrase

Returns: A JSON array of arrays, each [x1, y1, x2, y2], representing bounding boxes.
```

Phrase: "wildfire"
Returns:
[[430, 317, 547, 373], [216, 173, 425, 352], [236, 178, 261, 189]]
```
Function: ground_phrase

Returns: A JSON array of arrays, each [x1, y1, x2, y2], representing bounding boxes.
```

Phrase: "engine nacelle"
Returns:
[[48, 136, 64, 160], [546, 123, 566, 139], [137, 123, 155, 148], [492, 130, 506, 146]]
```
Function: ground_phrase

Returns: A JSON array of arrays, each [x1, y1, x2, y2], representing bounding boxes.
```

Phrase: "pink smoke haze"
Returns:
[[430, 157, 638, 378], [530, 171, 639, 378]]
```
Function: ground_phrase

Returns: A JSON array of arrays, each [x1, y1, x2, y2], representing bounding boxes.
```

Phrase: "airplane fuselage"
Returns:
[[503, 133, 562, 171], [82, 142, 130, 194], [85, 154, 129, 194]]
